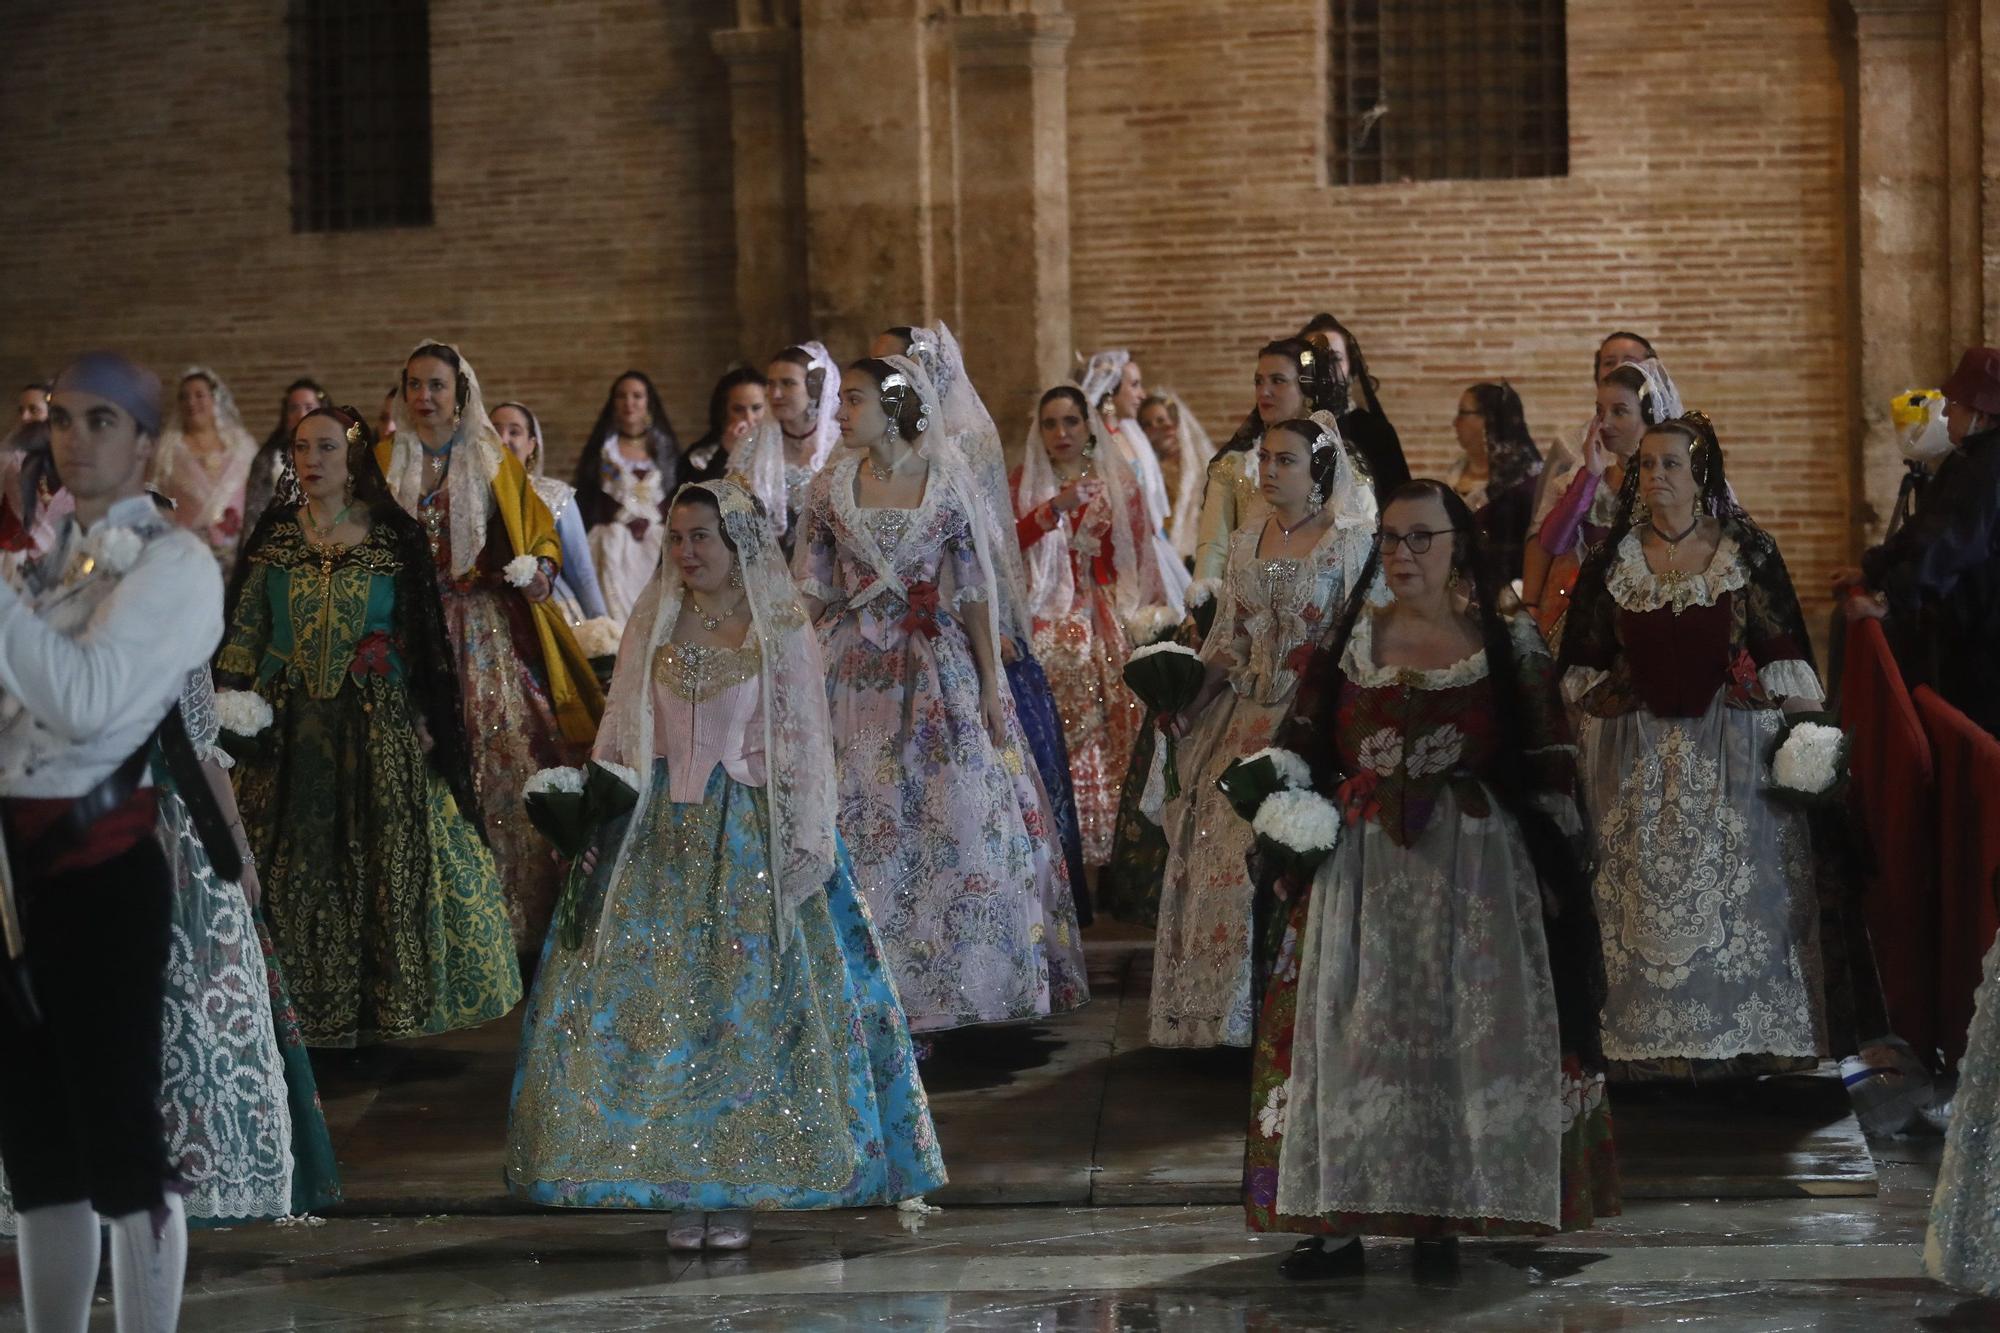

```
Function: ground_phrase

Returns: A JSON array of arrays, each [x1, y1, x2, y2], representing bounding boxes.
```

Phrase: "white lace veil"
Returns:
[[1155, 389, 1216, 560], [385, 338, 505, 578], [1017, 384, 1172, 623], [153, 366, 260, 532], [788, 340, 844, 477], [591, 477, 837, 951], [727, 416, 792, 535], [1079, 349, 1131, 419], [901, 323, 1034, 644], [1302, 408, 1378, 565]]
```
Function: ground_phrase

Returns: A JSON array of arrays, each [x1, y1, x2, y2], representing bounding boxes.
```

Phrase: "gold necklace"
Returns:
[[688, 591, 741, 632]]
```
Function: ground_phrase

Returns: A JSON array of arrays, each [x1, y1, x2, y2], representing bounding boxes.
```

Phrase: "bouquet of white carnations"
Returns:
[[213, 689, 275, 762], [524, 761, 642, 949], [503, 554, 541, 590], [1766, 716, 1850, 807], [1123, 642, 1207, 800], [1249, 788, 1344, 884], [1123, 604, 1184, 650], [571, 616, 623, 688], [1184, 578, 1222, 643]]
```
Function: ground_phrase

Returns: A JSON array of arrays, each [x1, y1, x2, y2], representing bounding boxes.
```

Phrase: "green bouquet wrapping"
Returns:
[[1216, 747, 1314, 823], [523, 760, 642, 950], [1123, 642, 1208, 801]]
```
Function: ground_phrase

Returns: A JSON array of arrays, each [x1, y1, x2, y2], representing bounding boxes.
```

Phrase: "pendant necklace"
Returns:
[[1275, 506, 1321, 539], [303, 501, 353, 542], [1649, 514, 1701, 564], [869, 445, 902, 483], [690, 592, 739, 632]]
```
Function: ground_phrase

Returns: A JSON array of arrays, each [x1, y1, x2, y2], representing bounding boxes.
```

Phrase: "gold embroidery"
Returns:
[[652, 639, 765, 702]]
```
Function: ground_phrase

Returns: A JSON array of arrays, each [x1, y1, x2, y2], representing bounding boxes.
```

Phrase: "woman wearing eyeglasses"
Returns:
[[1147, 413, 1374, 1050], [1244, 479, 1617, 1279]]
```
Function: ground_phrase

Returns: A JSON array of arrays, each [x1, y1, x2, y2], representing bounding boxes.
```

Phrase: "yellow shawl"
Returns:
[[377, 440, 604, 743]]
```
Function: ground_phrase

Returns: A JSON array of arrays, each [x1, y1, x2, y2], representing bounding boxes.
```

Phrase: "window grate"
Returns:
[[288, 0, 432, 232], [1328, 0, 1567, 186]]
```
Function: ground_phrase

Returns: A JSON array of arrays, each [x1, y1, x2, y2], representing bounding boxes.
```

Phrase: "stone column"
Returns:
[[1849, 0, 1952, 544], [712, 2, 809, 359], [798, 0, 938, 359], [952, 8, 1074, 433]]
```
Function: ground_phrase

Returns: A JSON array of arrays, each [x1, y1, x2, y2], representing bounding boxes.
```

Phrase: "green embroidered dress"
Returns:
[[217, 517, 521, 1047]]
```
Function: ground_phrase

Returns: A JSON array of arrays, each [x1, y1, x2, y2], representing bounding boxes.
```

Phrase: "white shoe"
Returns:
[[667, 1212, 706, 1251], [705, 1210, 752, 1250]]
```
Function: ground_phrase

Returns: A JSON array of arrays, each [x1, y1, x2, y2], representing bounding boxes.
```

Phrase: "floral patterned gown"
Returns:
[[1244, 613, 1618, 1237], [1149, 520, 1363, 1049], [795, 455, 1088, 1032], [1561, 528, 1828, 1079], [218, 517, 521, 1046], [420, 483, 581, 954], [1011, 472, 1151, 866], [1102, 449, 1269, 923], [506, 639, 947, 1210]]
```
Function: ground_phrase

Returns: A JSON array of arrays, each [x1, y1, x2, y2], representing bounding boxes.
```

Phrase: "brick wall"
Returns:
[[1067, 0, 1856, 599], [1, 0, 1870, 601], [0, 0, 738, 478]]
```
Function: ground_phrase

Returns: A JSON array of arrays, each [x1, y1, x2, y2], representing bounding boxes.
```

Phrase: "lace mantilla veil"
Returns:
[[900, 323, 1035, 645], [591, 477, 837, 952], [1017, 381, 1176, 623], [1157, 388, 1217, 560], [153, 365, 261, 533], [384, 337, 506, 578]]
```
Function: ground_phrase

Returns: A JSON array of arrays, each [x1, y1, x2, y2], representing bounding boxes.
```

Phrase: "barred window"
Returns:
[[1327, 0, 1568, 186], [287, 0, 433, 232]]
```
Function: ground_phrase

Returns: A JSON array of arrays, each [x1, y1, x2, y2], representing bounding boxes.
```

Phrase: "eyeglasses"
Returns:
[[1379, 528, 1460, 555]]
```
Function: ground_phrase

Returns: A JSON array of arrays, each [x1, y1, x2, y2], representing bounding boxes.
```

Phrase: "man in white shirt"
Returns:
[[0, 352, 222, 1333]]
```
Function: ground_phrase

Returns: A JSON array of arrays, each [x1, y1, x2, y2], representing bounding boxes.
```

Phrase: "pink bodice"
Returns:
[[648, 638, 767, 803]]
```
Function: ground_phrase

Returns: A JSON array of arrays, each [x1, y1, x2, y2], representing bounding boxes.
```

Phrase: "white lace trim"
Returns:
[[1561, 667, 1607, 706], [1759, 658, 1824, 703], [1341, 611, 1549, 691], [1606, 529, 1746, 614]]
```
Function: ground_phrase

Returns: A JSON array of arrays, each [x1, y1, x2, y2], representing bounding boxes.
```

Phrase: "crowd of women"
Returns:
[[7, 313, 2000, 1295]]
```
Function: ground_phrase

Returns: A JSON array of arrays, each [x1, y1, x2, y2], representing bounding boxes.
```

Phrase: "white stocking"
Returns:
[[106, 1193, 185, 1333], [15, 1200, 100, 1333]]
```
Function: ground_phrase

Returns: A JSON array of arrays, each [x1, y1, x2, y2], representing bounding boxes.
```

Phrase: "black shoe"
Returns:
[[1413, 1236, 1461, 1278], [1278, 1237, 1364, 1281]]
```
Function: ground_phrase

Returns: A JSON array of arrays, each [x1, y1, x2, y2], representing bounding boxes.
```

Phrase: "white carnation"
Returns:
[[213, 689, 273, 737], [1251, 788, 1343, 854], [1127, 640, 1201, 666], [1123, 604, 1182, 646], [503, 554, 541, 589], [573, 616, 622, 659], [591, 760, 640, 794], [1186, 578, 1222, 609], [1239, 747, 1311, 790], [523, 765, 585, 798], [84, 525, 144, 576], [1772, 722, 1844, 794]]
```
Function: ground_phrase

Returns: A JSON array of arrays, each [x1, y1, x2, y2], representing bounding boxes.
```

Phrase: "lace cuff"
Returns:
[[1561, 667, 1608, 706], [1758, 658, 1824, 704]]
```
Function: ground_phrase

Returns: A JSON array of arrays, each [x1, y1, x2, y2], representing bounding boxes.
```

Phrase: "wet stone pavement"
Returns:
[[1, 925, 1986, 1331]]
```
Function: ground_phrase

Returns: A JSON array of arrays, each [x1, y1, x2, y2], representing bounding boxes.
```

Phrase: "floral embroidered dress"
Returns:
[[586, 446, 668, 627], [1927, 933, 2000, 1292], [218, 517, 521, 1046], [1244, 613, 1618, 1237], [420, 481, 583, 953], [1150, 519, 1366, 1049], [796, 455, 1088, 1032], [1011, 472, 1153, 866], [1102, 448, 1270, 924], [506, 639, 947, 1211], [1560, 527, 1828, 1078]]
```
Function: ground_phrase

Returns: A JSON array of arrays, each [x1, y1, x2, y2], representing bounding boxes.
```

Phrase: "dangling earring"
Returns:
[[728, 563, 743, 590], [1309, 482, 1325, 512]]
